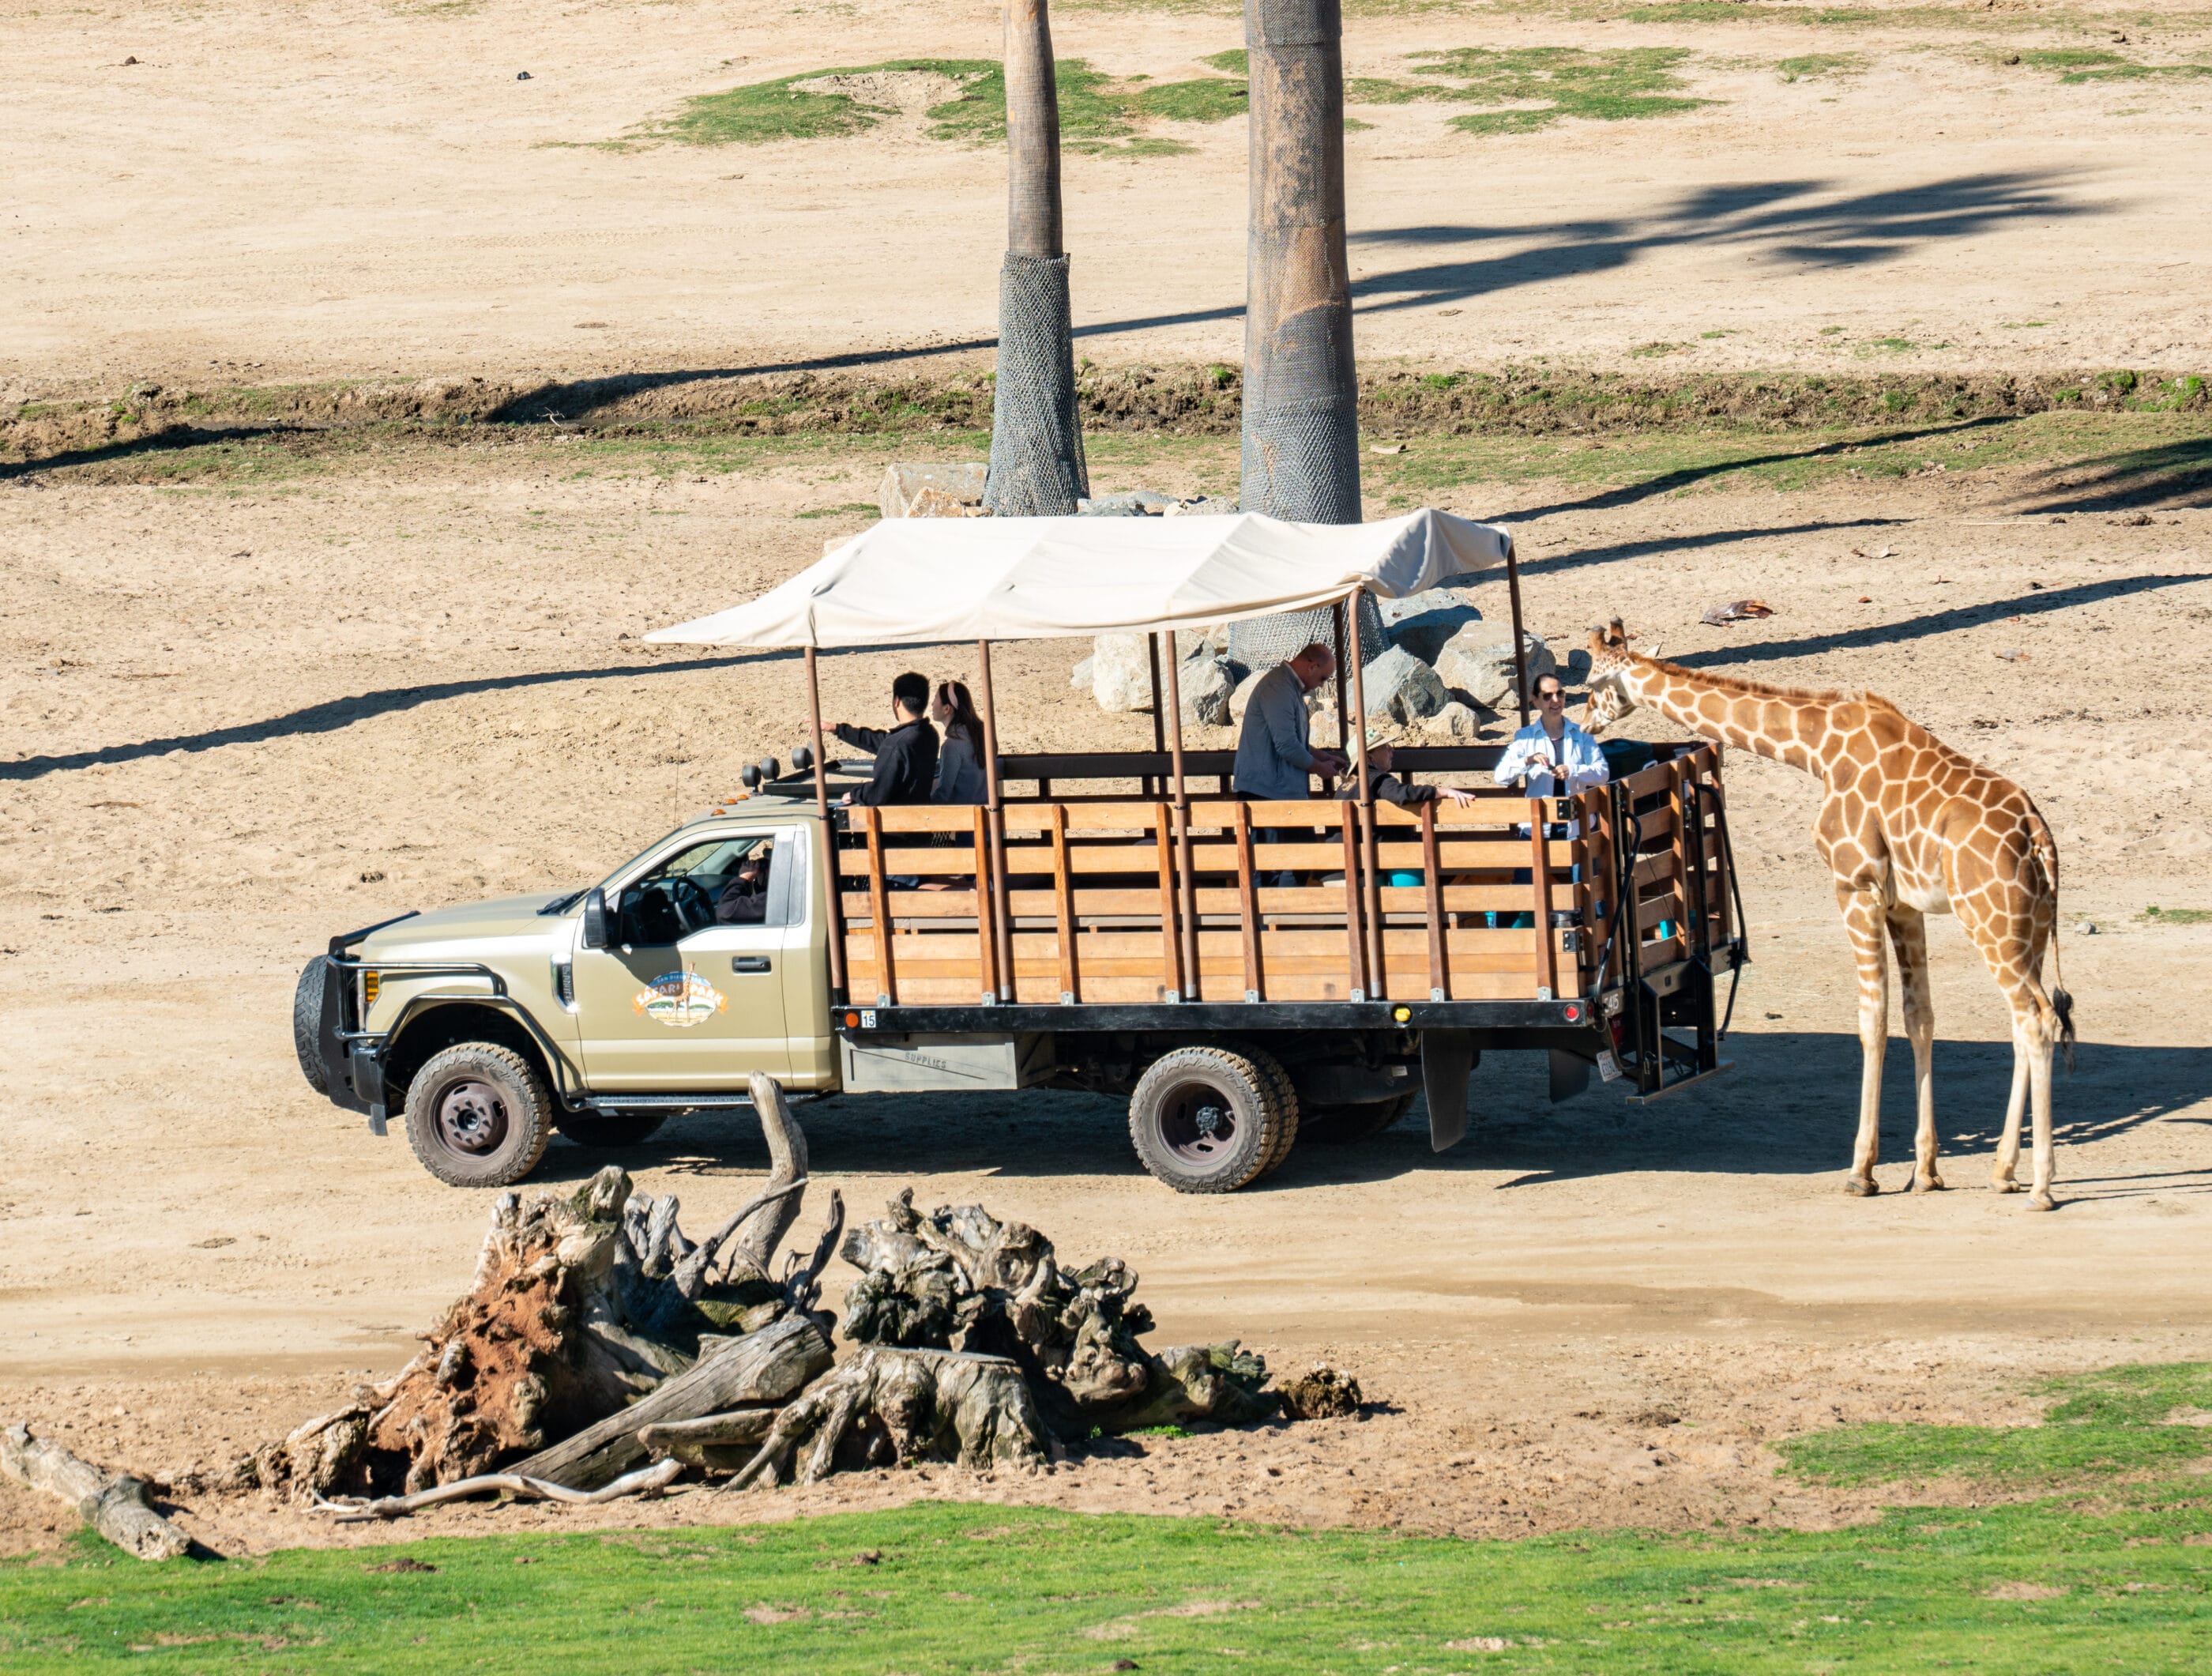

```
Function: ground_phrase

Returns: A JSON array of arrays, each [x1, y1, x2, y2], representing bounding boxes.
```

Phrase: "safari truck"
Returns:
[[296, 510, 1746, 1194]]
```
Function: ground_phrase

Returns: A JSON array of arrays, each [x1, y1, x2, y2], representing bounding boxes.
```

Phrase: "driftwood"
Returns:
[[837, 1191, 1276, 1437], [506, 1311, 833, 1490], [635, 1407, 779, 1471], [725, 1346, 1048, 1488], [2, 1423, 191, 1561], [314, 1456, 683, 1523]]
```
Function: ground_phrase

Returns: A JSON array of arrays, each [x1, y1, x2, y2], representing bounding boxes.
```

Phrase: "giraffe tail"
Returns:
[[2029, 804, 2077, 1074]]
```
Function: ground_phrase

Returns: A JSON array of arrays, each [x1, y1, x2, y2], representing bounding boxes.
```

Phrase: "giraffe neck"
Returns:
[[1624, 658, 1828, 778]]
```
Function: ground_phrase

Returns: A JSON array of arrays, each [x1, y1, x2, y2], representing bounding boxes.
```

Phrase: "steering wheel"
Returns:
[[665, 876, 714, 935]]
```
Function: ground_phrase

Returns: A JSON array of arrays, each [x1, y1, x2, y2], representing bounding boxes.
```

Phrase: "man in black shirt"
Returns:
[[833, 670, 939, 806]]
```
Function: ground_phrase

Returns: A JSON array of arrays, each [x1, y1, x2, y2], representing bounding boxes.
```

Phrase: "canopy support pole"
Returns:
[[976, 640, 1014, 1003], [1505, 537, 1532, 729], [1146, 633, 1165, 797], [804, 647, 847, 1001], [1346, 587, 1384, 996], [1330, 597, 1351, 772], [1161, 634, 1198, 1000]]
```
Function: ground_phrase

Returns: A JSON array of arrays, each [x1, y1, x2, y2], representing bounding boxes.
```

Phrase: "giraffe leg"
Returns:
[[1886, 906, 1942, 1191], [1838, 889, 1890, 1196], [1992, 1028, 2029, 1192], [2024, 1000, 2060, 1212]]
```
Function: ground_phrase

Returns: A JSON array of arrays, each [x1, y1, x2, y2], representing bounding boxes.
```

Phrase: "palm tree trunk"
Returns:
[[1232, 0, 1380, 670], [984, 0, 1089, 517]]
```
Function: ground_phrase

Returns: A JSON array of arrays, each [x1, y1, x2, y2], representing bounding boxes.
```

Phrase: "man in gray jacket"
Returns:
[[1233, 642, 1349, 799]]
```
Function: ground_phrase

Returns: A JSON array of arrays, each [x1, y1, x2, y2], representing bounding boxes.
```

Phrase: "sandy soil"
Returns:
[[2, 0, 2210, 1562], [6, 0, 2212, 396], [3, 443, 2208, 1554]]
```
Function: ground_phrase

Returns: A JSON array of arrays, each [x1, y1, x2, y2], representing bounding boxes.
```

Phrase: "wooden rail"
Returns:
[[835, 745, 1729, 1010]]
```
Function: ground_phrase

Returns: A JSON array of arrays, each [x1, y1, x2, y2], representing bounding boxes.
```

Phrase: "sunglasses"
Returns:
[[1535, 687, 1566, 702]]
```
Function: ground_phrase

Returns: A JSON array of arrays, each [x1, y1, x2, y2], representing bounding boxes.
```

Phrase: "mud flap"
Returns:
[[1423, 1029, 1475, 1153], [1548, 1049, 1592, 1104]]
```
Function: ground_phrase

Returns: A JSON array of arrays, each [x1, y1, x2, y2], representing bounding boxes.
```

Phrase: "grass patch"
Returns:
[[1781, 1362, 2212, 1489], [2144, 905, 2212, 925], [796, 501, 881, 519], [1778, 51, 1865, 81], [638, 58, 1241, 153], [2014, 47, 2212, 83], [6, 1490, 2210, 1671], [1408, 46, 1713, 135]]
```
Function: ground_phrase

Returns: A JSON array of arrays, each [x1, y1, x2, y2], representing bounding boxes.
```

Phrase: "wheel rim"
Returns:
[[435, 1078, 510, 1156], [1155, 1077, 1241, 1166]]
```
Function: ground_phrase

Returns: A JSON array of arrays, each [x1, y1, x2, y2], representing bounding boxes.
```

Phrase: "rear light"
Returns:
[[1563, 1002, 1583, 1023]]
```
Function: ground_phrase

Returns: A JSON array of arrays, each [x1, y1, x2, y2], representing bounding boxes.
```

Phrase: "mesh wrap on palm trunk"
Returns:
[[984, 253, 1089, 518]]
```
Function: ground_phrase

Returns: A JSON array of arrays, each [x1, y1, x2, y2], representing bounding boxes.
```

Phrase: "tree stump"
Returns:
[[2, 1424, 191, 1560]]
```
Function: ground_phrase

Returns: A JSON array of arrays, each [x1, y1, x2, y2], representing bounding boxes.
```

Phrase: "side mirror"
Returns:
[[581, 887, 611, 950]]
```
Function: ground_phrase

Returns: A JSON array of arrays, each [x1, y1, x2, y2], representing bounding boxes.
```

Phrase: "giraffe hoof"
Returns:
[[1992, 1177, 2022, 1194], [1911, 1174, 1946, 1193], [1842, 1177, 1879, 1198], [2026, 1192, 2058, 1213]]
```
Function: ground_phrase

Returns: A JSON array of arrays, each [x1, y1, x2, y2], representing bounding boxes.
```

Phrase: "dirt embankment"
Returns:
[[9, 363, 2206, 467]]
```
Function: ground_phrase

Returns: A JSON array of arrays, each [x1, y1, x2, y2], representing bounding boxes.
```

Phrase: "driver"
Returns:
[[714, 850, 769, 924]]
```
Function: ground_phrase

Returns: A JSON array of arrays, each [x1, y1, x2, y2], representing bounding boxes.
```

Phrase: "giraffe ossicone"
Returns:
[[1582, 618, 2075, 1209]]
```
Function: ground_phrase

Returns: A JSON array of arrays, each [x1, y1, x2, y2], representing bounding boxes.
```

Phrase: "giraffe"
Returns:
[[1581, 620, 2075, 1208]]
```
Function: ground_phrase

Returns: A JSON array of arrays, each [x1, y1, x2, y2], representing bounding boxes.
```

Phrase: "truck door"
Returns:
[[572, 829, 788, 1090]]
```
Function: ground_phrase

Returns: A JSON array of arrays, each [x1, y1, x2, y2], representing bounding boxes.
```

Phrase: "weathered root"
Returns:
[[2, 1423, 192, 1561], [635, 1407, 781, 1472], [835, 1191, 1276, 1437], [312, 1456, 683, 1523], [724, 1346, 1048, 1489]]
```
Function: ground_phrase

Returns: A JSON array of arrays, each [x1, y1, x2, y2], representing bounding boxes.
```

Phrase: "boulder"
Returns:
[[1426, 700, 1483, 740], [1091, 633, 1155, 713], [1377, 589, 1480, 664], [1078, 487, 1177, 517], [1070, 655, 1093, 691], [1178, 653, 1234, 727], [1435, 628, 1556, 710], [905, 485, 987, 518], [878, 461, 986, 519], [1359, 644, 1447, 723]]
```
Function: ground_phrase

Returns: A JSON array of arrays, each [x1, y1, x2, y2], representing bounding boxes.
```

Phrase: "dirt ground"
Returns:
[[3, 0, 2211, 1560]]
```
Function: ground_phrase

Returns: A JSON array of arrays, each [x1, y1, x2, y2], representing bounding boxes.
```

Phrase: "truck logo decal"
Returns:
[[632, 970, 728, 1028]]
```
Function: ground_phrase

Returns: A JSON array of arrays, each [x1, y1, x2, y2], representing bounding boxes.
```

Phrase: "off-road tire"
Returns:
[[555, 1112, 669, 1150], [292, 957, 332, 1096], [1243, 1045, 1301, 1177], [1299, 1090, 1418, 1146], [1127, 1045, 1279, 1194], [404, 1043, 553, 1188]]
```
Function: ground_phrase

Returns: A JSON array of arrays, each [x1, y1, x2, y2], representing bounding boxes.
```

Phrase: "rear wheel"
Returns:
[[1127, 1046, 1279, 1194], [1243, 1046, 1301, 1177], [1299, 1090, 1417, 1146], [292, 957, 332, 1096], [555, 1112, 669, 1150], [404, 1043, 552, 1188]]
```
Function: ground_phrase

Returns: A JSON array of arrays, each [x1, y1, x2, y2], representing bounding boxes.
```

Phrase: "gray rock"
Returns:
[[1161, 495, 1237, 518], [1435, 627, 1556, 710], [1426, 700, 1482, 740], [1178, 653, 1234, 726], [878, 461, 986, 519], [1070, 655, 1093, 691], [1563, 647, 1593, 685], [1090, 632, 1155, 712], [1359, 644, 1448, 723], [1077, 486, 1178, 517], [1378, 589, 1481, 664]]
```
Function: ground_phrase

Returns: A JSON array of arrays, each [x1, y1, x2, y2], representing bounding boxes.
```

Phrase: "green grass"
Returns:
[[1407, 46, 1713, 134], [1781, 1363, 2212, 1490], [6, 1488, 2210, 1673], [638, 58, 1241, 153], [2014, 47, 2212, 82], [2145, 905, 2212, 925], [1778, 51, 1865, 81]]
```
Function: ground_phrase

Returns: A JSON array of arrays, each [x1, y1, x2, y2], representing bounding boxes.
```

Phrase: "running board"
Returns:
[[1625, 1060, 1733, 1104]]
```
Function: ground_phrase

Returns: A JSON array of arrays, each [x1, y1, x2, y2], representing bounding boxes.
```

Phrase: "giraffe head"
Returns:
[[1582, 618, 1646, 735]]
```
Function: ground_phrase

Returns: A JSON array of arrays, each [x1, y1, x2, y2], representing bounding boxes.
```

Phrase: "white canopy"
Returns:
[[645, 507, 1514, 650]]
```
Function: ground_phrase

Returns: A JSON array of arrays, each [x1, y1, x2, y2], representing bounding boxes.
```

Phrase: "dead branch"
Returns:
[[312, 1456, 683, 1523], [2, 1423, 191, 1561]]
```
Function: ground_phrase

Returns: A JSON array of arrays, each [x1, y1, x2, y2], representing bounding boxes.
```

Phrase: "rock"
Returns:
[[1377, 589, 1480, 664], [1426, 701, 1482, 740], [1435, 628, 1556, 710], [878, 461, 987, 519], [1091, 633, 1154, 712], [1563, 647, 1593, 686], [1178, 653, 1234, 727], [1281, 1365, 1363, 1421], [516, 70, 532, 81], [1070, 655, 1093, 691], [1077, 487, 1178, 517], [1359, 644, 1447, 723], [1160, 495, 1236, 518], [904, 485, 988, 518]]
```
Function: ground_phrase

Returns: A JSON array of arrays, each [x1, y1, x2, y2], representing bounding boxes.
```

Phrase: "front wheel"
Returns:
[[403, 1043, 552, 1188], [1127, 1046, 1281, 1194]]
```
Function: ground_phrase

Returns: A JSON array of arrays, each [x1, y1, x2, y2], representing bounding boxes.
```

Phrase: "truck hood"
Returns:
[[358, 892, 573, 959]]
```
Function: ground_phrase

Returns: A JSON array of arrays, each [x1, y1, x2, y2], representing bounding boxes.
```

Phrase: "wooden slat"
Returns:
[[971, 806, 996, 1003], [1341, 819, 1367, 1000], [868, 804, 992, 833], [1529, 797, 1558, 1000], [1153, 803, 1183, 1001], [1232, 800, 1263, 1000], [1049, 803, 1078, 1003], [862, 805, 895, 1004], [1420, 799, 1447, 1000]]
